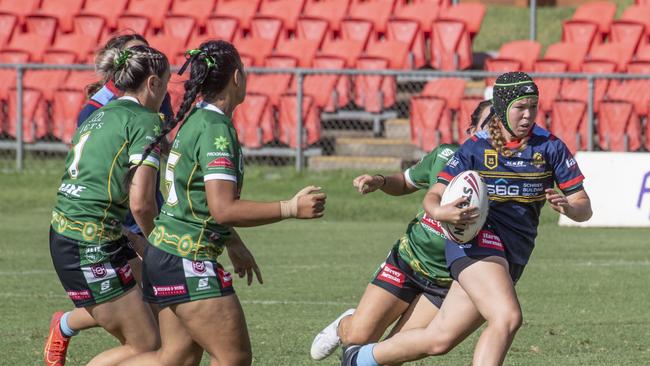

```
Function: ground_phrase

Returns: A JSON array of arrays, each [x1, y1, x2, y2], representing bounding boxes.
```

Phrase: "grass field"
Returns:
[[1, 165, 650, 365]]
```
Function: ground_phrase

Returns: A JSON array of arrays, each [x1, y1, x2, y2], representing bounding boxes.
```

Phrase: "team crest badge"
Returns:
[[532, 152, 546, 168], [484, 149, 498, 170]]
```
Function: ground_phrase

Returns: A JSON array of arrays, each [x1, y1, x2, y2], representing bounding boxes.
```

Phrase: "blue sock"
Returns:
[[59, 312, 78, 337], [355, 344, 379, 366]]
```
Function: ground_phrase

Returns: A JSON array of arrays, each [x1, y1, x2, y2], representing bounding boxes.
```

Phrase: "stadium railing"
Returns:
[[1, 63, 650, 172]]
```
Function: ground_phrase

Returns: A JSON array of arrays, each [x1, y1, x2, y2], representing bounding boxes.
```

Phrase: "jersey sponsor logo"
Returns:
[[84, 246, 102, 262], [447, 156, 460, 168], [213, 136, 230, 151], [504, 160, 526, 168], [439, 148, 455, 159], [477, 230, 504, 251], [90, 264, 107, 278], [67, 290, 92, 300], [117, 265, 133, 284], [207, 157, 235, 169], [376, 263, 405, 288], [487, 179, 521, 196], [153, 284, 187, 297], [420, 214, 445, 236], [206, 151, 232, 157], [218, 267, 233, 288], [565, 158, 577, 169], [532, 152, 546, 168], [58, 183, 87, 198], [192, 261, 206, 274], [484, 149, 498, 170]]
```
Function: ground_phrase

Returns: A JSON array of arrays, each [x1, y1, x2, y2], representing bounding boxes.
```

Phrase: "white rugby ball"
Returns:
[[439, 170, 489, 243]]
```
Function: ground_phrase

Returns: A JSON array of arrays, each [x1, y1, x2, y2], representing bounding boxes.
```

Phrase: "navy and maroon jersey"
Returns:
[[438, 126, 584, 265]]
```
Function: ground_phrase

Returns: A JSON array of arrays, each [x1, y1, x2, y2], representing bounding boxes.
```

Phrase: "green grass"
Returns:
[[1, 166, 650, 365]]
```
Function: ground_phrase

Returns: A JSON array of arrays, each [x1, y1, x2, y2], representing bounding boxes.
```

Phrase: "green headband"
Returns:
[[114, 49, 132, 70]]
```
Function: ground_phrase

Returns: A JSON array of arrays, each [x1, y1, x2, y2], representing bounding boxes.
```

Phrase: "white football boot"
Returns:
[[310, 308, 355, 360]]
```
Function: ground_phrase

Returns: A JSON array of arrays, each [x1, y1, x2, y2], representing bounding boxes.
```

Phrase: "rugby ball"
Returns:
[[439, 170, 489, 243]]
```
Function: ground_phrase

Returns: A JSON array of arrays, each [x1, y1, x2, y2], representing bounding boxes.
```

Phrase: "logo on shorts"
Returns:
[[67, 290, 91, 301], [100, 280, 111, 293], [84, 246, 101, 262], [197, 278, 210, 291], [90, 264, 107, 278], [377, 263, 405, 288], [217, 267, 233, 288], [477, 230, 504, 251], [153, 284, 187, 297], [117, 265, 133, 284], [192, 261, 206, 274]]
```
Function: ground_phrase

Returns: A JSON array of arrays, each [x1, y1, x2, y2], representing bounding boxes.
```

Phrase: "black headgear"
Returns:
[[492, 72, 538, 137]]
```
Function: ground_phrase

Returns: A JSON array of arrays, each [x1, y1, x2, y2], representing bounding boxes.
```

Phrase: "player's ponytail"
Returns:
[[88, 33, 148, 97]]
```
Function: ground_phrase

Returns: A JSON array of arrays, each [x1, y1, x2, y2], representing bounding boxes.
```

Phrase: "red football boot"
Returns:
[[44, 311, 71, 366]]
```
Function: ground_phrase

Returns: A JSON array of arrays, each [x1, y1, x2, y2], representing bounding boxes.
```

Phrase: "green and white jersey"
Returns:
[[150, 102, 244, 261], [52, 97, 163, 244], [398, 144, 458, 284]]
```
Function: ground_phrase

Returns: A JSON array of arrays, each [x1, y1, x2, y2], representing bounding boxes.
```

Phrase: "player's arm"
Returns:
[[225, 228, 263, 286], [548, 140, 592, 222], [129, 165, 158, 236], [352, 173, 418, 196], [206, 181, 326, 227], [423, 183, 478, 226], [545, 188, 592, 222]]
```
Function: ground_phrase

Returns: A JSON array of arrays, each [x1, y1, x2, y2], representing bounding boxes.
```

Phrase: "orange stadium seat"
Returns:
[[348, 0, 394, 34], [161, 16, 197, 46], [278, 94, 321, 147], [320, 39, 364, 67], [484, 59, 521, 86], [386, 19, 427, 69], [572, 1, 616, 36], [589, 42, 635, 72], [562, 20, 599, 51], [365, 40, 410, 69], [0, 52, 29, 100], [217, 0, 261, 31], [52, 89, 86, 144], [0, 0, 39, 24], [597, 100, 642, 151], [549, 100, 588, 154], [340, 19, 374, 48], [234, 37, 274, 66], [232, 93, 275, 148], [250, 16, 285, 47], [148, 35, 186, 65], [63, 70, 99, 92], [166, 72, 187, 123], [116, 15, 150, 37], [620, 5, 650, 44], [610, 21, 646, 52], [420, 77, 466, 111], [296, 17, 330, 47], [258, 0, 306, 32], [561, 60, 616, 113], [410, 96, 452, 151], [24, 54, 72, 101], [440, 3, 485, 39], [458, 97, 482, 142], [543, 42, 588, 72], [354, 57, 396, 113], [0, 13, 18, 47], [533, 60, 568, 113], [170, 0, 216, 27], [303, 0, 350, 32], [25, 15, 59, 45], [5, 33, 50, 62], [493, 40, 541, 71], [126, 0, 173, 30], [301, 56, 350, 112], [81, 0, 129, 29], [6, 89, 48, 143], [49, 34, 95, 63], [607, 61, 650, 114], [36, 0, 84, 33], [205, 16, 239, 43], [275, 39, 320, 67], [72, 15, 106, 44], [430, 19, 472, 70], [42, 51, 77, 65], [394, 1, 440, 34], [247, 56, 297, 107]]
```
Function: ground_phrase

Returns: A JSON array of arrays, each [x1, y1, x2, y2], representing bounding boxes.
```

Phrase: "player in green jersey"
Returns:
[[46, 45, 170, 366], [310, 100, 493, 361], [121, 40, 326, 366]]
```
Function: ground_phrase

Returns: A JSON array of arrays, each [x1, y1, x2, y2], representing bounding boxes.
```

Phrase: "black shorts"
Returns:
[[371, 247, 451, 308], [141, 244, 235, 308], [49, 228, 136, 308], [449, 256, 526, 284]]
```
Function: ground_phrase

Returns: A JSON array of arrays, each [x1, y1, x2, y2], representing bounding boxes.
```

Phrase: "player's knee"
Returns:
[[424, 337, 455, 356], [130, 330, 160, 352], [490, 308, 522, 335], [213, 351, 252, 366], [339, 320, 375, 346]]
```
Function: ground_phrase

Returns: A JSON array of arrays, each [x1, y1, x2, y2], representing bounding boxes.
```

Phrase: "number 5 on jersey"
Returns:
[[165, 151, 181, 206]]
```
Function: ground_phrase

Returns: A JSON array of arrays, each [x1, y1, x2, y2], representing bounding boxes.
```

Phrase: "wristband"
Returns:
[[280, 198, 298, 219]]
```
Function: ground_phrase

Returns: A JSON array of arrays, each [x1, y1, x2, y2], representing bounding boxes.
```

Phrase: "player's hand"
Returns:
[[545, 188, 569, 215], [431, 197, 479, 225], [352, 174, 383, 194], [295, 186, 327, 219], [226, 241, 263, 286]]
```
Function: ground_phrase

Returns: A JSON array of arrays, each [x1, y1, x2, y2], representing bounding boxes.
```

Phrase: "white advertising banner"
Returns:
[[559, 152, 650, 227]]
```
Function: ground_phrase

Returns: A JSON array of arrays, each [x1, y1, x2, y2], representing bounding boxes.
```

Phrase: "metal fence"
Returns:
[[2, 63, 650, 173]]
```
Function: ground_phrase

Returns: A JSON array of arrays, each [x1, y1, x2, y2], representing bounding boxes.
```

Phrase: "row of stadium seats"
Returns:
[[0, 0, 484, 71]]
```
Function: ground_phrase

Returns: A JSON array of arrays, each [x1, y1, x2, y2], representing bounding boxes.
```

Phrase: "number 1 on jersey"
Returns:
[[165, 151, 181, 206], [68, 132, 91, 179]]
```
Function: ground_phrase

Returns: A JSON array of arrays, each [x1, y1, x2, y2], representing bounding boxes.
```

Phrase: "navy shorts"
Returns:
[[141, 244, 235, 307], [49, 228, 136, 307], [371, 246, 451, 308]]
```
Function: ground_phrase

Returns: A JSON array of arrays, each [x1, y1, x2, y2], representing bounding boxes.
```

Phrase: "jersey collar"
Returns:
[[196, 101, 225, 115], [118, 96, 141, 105]]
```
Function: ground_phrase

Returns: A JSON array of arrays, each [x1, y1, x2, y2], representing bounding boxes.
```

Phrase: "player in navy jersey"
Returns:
[[342, 72, 592, 366]]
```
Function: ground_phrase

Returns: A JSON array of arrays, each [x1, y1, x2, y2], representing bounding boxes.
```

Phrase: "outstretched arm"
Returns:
[[545, 188, 592, 222], [352, 173, 419, 196]]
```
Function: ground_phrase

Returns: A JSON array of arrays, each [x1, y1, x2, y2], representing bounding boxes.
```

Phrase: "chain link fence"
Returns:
[[2, 63, 650, 173]]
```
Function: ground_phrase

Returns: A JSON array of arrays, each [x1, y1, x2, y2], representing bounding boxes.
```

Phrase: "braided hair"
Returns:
[[86, 33, 149, 97], [468, 99, 493, 133], [135, 40, 243, 173]]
